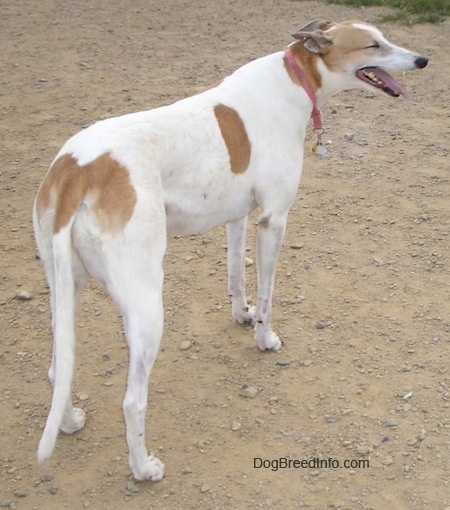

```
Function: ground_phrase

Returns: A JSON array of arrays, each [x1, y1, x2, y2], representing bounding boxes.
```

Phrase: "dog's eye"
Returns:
[[368, 42, 380, 49]]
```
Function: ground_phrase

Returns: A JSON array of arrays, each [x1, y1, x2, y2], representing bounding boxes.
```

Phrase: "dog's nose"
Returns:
[[415, 56, 428, 69]]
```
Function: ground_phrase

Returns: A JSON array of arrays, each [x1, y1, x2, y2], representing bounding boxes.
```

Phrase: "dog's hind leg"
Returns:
[[102, 212, 167, 482], [226, 216, 255, 324]]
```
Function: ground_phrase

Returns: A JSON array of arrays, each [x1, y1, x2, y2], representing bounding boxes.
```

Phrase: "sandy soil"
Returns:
[[1, 1, 449, 509]]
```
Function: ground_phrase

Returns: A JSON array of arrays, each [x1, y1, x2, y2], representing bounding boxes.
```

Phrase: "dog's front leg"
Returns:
[[226, 217, 255, 324], [253, 213, 286, 351]]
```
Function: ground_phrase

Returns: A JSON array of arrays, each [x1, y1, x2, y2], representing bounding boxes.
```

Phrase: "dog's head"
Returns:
[[291, 20, 428, 99]]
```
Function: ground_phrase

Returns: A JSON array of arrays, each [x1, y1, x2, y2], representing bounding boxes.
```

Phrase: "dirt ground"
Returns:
[[1, 0, 449, 509]]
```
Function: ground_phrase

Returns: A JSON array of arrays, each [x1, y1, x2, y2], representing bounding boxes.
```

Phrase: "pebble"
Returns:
[[372, 257, 385, 266], [77, 393, 89, 401], [276, 358, 291, 366], [40, 474, 54, 482], [315, 321, 328, 330], [13, 490, 27, 498], [126, 480, 139, 493], [14, 290, 32, 301], [380, 456, 394, 466], [244, 256, 253, 267], [290, 243, 304, 250], [326, 415, 341, 423], [200, 484, 210, 493], [239, 385, 258, 399], [231, 421, 241, 431], [179, 341, 192, 351]]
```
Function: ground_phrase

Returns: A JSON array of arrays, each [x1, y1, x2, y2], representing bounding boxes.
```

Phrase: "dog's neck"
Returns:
[[284, 48, 322, 131]]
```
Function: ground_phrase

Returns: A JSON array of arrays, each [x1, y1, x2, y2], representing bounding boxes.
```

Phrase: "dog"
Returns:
[[33, 20, 427, 481]]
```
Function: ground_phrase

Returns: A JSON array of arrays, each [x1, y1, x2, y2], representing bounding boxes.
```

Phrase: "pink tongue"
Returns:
[[361, 67, 409, 99]]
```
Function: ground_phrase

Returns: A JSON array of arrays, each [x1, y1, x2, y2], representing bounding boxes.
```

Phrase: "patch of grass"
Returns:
[[326, 0, 449, 23]]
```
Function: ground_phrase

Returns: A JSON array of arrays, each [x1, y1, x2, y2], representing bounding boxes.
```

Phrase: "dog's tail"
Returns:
[[37, 222, 77, 463]]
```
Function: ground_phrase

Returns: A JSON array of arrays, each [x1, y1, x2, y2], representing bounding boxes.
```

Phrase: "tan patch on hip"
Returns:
[[36, 153, 136, 234], [214, 104, 251, 174]]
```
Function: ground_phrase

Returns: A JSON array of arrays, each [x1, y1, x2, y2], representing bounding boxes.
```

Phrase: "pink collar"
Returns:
[[284, 48, 322, 132]]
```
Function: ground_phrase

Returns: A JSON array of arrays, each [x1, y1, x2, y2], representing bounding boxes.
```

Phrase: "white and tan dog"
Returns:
[[34, 20, 427, 481]]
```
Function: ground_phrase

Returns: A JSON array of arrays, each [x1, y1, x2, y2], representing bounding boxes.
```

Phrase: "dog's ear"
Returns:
[[294, 20, 334, 33], [292, 20, 334, 54]]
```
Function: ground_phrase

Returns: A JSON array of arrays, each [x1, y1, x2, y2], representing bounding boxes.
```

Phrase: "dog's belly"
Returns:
[[165, 191, 256, 236]]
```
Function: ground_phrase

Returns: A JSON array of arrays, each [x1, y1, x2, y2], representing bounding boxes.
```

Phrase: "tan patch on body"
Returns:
[[214, 104, 251, 174], [284, 41, 322, 92], [36, 153, 136, 234]]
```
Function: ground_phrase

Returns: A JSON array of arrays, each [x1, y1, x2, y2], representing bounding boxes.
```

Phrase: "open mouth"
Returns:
[[356, 67, 409, 99]]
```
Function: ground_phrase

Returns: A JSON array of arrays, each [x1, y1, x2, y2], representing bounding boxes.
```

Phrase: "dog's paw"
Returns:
[[60, 407, 86, 434], [255, 330, 282, 351], [233, 305, 256, 325], [133, 455, 165, 482]]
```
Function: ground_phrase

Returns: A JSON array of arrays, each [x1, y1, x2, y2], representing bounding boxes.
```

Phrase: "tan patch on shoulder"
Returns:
[[214, 104, 251, 174], [36, 153, 136, 234]]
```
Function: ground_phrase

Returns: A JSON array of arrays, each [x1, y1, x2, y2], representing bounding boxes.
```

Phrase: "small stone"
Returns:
[[380, 456, 394, 466], [383, 420, 398, 428], [126, 480, 139, 493], [179, 341, 191, 351], [315, 321, 328, 330], [326, 415, 340, 423], [356, 446, 370, 455], [48, 487, 58, 495], [102, 352, 111, 361], [245, 256, 254, 267], [40, 474, 53, 482], [276, 358, 291, 366], [77, 393, 89, 401], [372, 257, 384, 266], [239, 385, 258, 399], [290, 243, 304, 250], [402, 391, 413, 401], [231, 421, 241, 431], [0, 502, 12, 508], [200, 484, 210, 493], [15, 290, 32, 301], [13, 490, 27, 498]]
